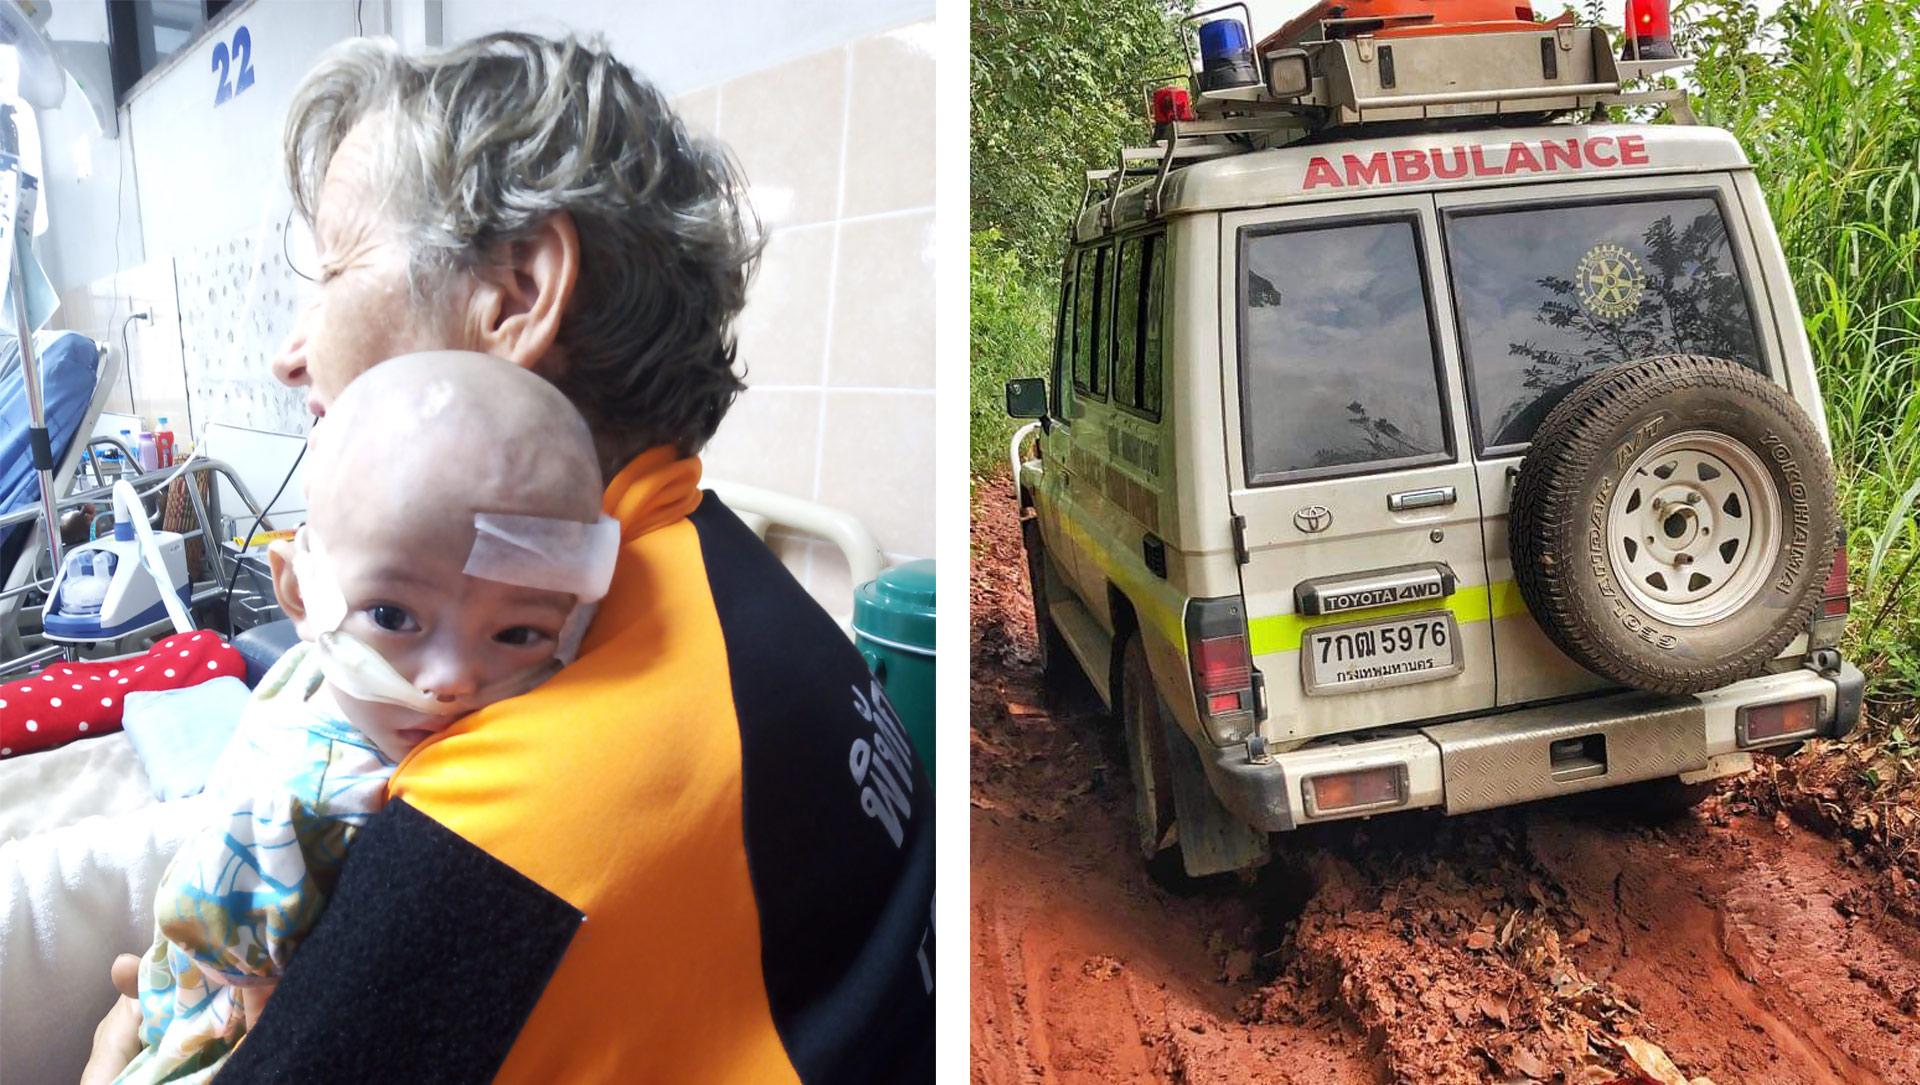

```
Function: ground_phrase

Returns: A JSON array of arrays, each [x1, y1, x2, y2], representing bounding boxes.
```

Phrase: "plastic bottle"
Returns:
[[155, 418, 175, 467], [118, 429, 134, 476], [137, 431, 159, 471]]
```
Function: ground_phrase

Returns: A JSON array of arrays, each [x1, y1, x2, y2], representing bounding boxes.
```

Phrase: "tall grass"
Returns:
[[1687, 0, 1920, 693], [971, 230, 1053, 480]]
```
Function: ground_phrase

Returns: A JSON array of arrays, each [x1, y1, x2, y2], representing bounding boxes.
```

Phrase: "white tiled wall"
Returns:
[[681, 20, 937, 610], [33, 3, 935, 620]]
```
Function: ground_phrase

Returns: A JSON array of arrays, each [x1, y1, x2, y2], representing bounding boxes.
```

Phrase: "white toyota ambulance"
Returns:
[[1004, 0, 1862, 878]]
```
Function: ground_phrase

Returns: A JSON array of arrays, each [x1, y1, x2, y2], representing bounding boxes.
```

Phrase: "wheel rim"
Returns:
[[1123, 659, 1168, 861], [1604, 429, 1782, 627]]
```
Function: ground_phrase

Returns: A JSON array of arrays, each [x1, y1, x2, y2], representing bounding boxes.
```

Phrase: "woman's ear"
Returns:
[[267, 539, 313, 641], [465, 210, 581, 372]]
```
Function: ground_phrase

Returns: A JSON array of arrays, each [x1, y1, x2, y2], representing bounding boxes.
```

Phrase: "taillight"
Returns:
[[1738, 697, 1822, 747], [1186, 597, 1257, 743], [1821, 538, 1849, 618], [1303, 765, 1408, 817], [1191, 634, 1250, 690], [1622, 0, 1676, 60]]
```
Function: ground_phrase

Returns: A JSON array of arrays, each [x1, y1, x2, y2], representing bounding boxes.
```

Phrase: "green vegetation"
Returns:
[[969, 230, 1054, 476], [1682, 0, 1920, 700], [969, 0, 1186, 479]]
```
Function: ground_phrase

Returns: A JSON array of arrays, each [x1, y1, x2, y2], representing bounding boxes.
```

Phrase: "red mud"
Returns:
[[970, 474, 1920, 1084]]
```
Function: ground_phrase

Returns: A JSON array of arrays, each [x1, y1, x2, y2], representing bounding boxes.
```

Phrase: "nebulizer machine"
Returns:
[[41, 479, 194, 641]]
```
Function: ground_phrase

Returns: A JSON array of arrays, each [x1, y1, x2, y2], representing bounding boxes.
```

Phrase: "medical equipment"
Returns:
[[40, 481, 191, 641]]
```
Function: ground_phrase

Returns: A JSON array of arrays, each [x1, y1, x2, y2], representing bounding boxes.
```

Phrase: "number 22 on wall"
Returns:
[[211, 26, 256, 107]]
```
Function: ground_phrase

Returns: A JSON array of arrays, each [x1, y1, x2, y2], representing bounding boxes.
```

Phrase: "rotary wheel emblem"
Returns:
[[1576, 243, 1645, 321]]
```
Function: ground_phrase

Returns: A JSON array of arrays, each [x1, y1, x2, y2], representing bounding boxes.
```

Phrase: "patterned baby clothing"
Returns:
[[113, 641, 394, 1084]]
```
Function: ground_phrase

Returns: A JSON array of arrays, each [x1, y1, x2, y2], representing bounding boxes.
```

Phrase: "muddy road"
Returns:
[[970, 478, 1920, 1085]]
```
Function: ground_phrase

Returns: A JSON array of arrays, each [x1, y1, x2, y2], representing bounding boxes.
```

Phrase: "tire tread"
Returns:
[[1509, 355, 1837, 694]]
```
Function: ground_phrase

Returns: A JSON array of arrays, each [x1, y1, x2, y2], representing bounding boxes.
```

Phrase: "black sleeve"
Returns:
[[213, 800, 583, 1084], [691, 495, 936, 1083]]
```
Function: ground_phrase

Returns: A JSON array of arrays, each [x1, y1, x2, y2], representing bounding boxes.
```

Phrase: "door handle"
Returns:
[[1387, 486, 1456, 512]]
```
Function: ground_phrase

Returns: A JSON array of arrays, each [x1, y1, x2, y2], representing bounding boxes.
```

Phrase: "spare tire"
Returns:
[[1510, 355, 1837, 695]]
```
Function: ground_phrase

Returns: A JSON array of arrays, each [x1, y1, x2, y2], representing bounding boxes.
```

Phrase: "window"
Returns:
[[1141, 236, 1165, 417], [1112, 237, 1143, 411], [107, 1, 239, 105], [1052, 256, 1076, 418], [1238, 218, 1450, 484], [1446, 195, 1765, 452], [1090, 245, 1110, 398], [1071, 245, 1111, 399], [1110, 232, 1165, 419], [1071, 248, 1097, 395]]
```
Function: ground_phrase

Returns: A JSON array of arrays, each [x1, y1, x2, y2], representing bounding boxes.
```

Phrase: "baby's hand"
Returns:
[[243, 983, 276, 1031], [77, 955, 144, 1085]]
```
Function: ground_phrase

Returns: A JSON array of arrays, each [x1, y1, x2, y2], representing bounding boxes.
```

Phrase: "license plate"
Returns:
[[1302, 612, 1463, 696]]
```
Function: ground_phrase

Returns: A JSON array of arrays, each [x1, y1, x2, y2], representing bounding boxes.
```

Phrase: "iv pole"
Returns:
[[2, 103, 66, 593]]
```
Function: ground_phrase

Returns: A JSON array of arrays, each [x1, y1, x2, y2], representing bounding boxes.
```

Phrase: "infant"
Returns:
[[114, 351, 618, 1084]]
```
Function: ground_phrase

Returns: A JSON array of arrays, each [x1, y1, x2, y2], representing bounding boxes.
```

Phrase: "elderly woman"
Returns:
[[75, 32, 933, 1083]]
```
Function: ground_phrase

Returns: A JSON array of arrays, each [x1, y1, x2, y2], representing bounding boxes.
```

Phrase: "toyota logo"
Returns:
[[1294, 505, 1332, 533]]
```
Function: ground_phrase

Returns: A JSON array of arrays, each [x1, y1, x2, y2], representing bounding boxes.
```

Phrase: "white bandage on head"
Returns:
[[287, 511, 620, 719], [463, 512, 622, 603]]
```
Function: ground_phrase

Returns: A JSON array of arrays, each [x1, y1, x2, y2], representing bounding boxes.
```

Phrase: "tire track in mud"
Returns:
[[971, 476, 1920, 1084], [1529, 813, 1920, 1082]]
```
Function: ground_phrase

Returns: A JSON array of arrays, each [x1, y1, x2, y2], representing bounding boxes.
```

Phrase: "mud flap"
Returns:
[[1163, 723, 1270, 877]]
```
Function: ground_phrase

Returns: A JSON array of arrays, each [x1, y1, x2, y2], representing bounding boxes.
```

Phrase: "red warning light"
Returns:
[[1151, 86, 1196, 125], [1623, 0, 1677, 59]]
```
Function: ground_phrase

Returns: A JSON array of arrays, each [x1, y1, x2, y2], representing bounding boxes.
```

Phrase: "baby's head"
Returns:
[[269, 351, 612, 761]]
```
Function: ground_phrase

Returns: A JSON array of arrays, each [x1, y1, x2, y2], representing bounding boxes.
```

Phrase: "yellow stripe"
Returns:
[[1056, 514, 1187, 650], [1247, 580, 1529, 656]]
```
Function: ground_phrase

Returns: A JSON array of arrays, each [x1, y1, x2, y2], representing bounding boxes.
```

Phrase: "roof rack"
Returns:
[[1108, 6, 1694, 219]]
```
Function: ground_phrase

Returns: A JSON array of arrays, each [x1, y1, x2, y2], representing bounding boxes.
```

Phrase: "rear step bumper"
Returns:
[[1200, 662, 1864, 832]]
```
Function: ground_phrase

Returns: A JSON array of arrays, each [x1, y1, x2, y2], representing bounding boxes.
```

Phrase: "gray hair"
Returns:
[[283, 32, 762, 466]]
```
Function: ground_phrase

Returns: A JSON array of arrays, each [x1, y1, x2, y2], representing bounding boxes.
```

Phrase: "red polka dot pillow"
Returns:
[[0, 633, 243, 759]]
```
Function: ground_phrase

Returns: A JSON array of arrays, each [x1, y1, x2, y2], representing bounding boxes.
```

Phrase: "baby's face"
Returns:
[[319, 520, 576, 762], [287, 351, 611, 761]]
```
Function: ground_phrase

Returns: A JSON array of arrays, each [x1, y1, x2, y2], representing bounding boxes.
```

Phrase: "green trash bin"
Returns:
[[852, 558, 936, 781]]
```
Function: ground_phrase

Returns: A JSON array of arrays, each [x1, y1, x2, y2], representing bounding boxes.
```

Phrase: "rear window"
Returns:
[[1237, 218, 1451, 484], [1446, 195, 1765, 452]]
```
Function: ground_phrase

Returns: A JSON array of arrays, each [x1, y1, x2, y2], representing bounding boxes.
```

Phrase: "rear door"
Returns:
[[1217, 195, 1497, 747], [1434, 177, 1777, 705]]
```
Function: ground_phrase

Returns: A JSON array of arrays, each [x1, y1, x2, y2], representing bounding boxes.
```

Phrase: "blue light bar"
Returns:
[[1197, 17, 1259, 92], [1198, 18, 1249, 60]]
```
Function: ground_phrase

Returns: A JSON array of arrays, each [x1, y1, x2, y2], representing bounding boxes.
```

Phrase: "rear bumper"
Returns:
[[1201, 662, 1864, 832]]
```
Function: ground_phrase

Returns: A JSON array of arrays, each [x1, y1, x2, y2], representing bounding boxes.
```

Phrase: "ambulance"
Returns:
[[1003, 0, 1862, 878]]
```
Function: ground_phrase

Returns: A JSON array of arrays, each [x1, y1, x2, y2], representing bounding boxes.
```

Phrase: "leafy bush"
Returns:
[[968, 0, 1187, 480], [970, 230, 1054, 478], [1688, 0, 1920, 696], [971, 0, 1186, 267]]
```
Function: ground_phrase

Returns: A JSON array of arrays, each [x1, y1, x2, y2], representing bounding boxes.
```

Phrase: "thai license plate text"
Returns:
[[1303, 612, 1463, 695]]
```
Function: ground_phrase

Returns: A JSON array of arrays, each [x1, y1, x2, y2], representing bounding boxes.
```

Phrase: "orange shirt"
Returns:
[[217, 450, 934, 1083]]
